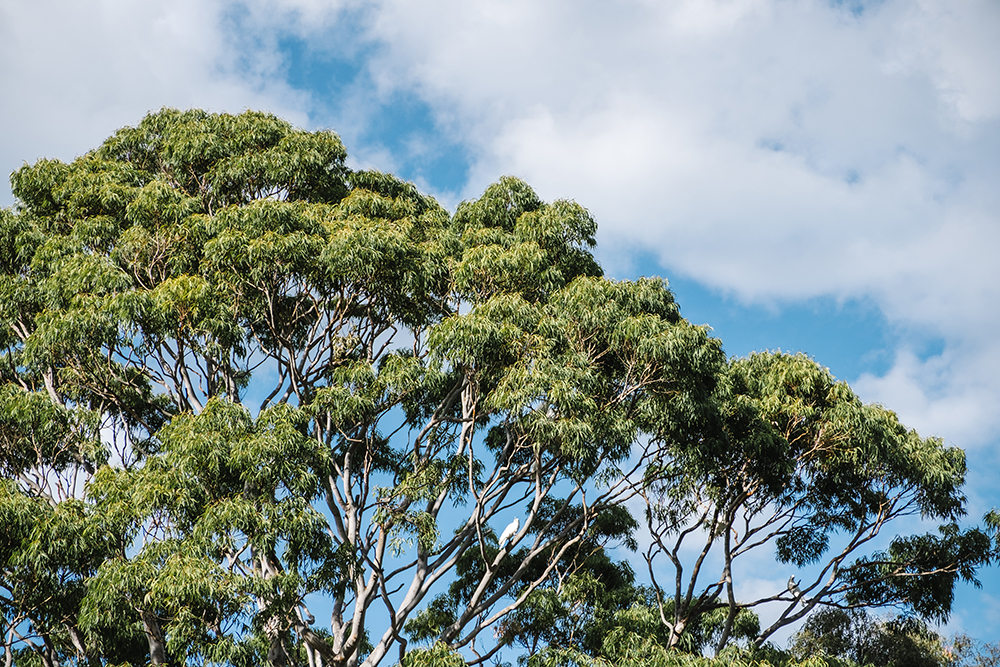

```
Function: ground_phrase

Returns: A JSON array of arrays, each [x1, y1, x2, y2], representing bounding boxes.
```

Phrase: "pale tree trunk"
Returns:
[[266, 632, 290, 667], [3, 625, 16, 667], [715, 514, 738, 653], [263, 610, 291, 667], [667, 619, 687, 648], [301, 628, 333, 667], [140, 608, 167, 665], [39, 631, 59, 667], [65, 623, 101, 667]]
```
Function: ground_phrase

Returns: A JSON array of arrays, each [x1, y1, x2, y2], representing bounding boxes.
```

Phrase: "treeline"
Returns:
[[1, 109, 997, 666], [407, 607, 1000, 667]]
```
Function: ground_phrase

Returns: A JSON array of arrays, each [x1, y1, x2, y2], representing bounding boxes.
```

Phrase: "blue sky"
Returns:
[[3, 0, 1000, 647]]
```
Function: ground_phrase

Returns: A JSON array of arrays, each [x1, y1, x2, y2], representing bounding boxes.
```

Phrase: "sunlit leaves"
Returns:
[[400, 641, 468, 667], [643, 350, 990, 649], [5, 105, 972, 666], [451, 178, 601, 303], [0, 385, 104, 477]]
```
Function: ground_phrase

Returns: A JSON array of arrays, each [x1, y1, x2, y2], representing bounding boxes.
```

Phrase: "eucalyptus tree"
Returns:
[[640, 351, 992, 651], [0, 109, 724, 666], [789, 608, 953, 667]]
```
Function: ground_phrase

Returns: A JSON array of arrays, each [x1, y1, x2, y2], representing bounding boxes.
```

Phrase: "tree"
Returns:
[[1, 108, 992, 667], [790, 608, 952, 667], [639, 351, 993, 651], [0, 108, 724, 666], [405, 509, 640, 658], [948, 633, 1000, 667]]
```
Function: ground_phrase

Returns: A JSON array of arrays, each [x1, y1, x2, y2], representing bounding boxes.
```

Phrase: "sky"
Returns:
[[2, 0, 1000, 648]]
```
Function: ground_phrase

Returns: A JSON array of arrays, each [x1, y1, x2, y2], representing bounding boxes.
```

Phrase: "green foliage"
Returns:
[[0, 107, 992, 667], [399, 642, 469, 667], [525, 635, 862, 667], [0, 107, 725, 666], [790, 608, 953, 667], [641, 351, 992, 650], [840, 522, 992, 623]]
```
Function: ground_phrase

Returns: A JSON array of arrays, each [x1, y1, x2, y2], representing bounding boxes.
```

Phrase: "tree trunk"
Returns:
[[267, 638, 289, 667], [667, 619, 686, 648], [715, 519, 738, 652], [65, 623, 101, 667], [263, 613, 291, 667], [140, 608, 168, 665], [39, 632, 58, 667]]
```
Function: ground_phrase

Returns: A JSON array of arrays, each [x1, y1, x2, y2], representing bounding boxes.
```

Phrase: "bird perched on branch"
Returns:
[[499, 518, 520, 548], [787, 576, 804, 600]]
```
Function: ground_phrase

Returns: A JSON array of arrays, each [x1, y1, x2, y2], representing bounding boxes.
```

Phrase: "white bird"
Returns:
[[498, 517, 520, 548], [787, 576, 803, 599]]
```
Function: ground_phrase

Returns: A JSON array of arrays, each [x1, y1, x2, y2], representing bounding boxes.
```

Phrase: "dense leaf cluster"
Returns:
[[641, 351, 993, 650], [0, 109, 994, 667]]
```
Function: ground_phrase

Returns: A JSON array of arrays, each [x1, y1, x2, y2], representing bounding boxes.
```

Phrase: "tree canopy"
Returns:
[[640, 351, 992, 650], [0, 108, 994, 667]]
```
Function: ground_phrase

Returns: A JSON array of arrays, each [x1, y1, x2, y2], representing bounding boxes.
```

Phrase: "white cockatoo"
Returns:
[[787, 576, 803, 598], [499, 517, 520, 548]]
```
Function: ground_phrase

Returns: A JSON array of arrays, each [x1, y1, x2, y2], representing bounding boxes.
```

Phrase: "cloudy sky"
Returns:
[[3, 0, 1000, 645]]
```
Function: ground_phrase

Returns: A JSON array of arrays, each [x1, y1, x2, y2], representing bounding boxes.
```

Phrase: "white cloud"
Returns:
[[0, 0, 312, 206], [888, 0, 1000, 124]]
